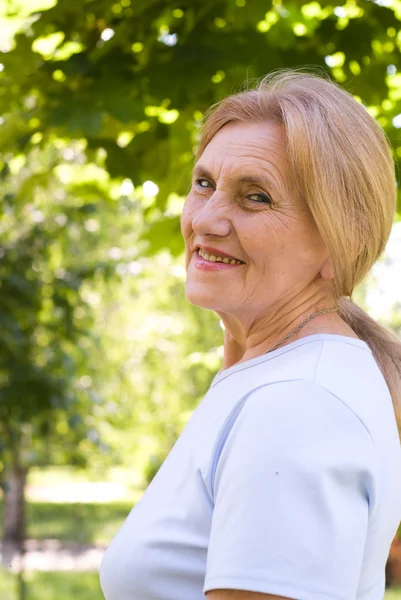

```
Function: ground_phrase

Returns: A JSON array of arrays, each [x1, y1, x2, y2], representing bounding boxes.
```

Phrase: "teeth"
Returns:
[[198, 249, 242, 265]]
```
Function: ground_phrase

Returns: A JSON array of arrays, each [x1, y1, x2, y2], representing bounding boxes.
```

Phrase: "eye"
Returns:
[[195, 178, 214, 189], [247, 192, 272, 204]]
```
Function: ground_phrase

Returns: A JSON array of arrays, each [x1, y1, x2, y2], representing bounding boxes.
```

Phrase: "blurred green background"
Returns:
[[1, 0, 401, 597]]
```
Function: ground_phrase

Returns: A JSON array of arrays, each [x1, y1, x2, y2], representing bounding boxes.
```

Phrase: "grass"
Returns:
[[0, 571, 103, 600], [0, 500, 134, 546], [27, 465, 143, 493]]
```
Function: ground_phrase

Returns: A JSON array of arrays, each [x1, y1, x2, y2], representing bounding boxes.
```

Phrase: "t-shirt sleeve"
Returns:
[[203, 379, 377, 600]]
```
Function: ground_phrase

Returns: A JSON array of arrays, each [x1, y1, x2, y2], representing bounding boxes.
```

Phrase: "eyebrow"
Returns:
[[193, 164, 280, 196]]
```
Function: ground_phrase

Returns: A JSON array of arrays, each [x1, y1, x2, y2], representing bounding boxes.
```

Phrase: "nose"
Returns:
[[191, 191, 232, 238]]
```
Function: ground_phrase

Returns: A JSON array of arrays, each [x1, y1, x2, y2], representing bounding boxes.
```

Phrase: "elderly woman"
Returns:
[[100, 69, 401, 600]]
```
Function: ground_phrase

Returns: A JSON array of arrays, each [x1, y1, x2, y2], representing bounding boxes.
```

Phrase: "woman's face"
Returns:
[[181, 121, 331, 319]]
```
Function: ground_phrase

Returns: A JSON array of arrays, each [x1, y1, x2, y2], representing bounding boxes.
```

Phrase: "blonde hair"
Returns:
[[197, 68, 401, 431]]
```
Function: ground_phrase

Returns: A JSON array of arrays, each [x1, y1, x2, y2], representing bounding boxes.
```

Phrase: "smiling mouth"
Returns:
[[197, 248, 244, 265]]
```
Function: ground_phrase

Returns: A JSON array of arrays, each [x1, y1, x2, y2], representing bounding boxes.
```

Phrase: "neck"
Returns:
[[217, 286, 338, 369]]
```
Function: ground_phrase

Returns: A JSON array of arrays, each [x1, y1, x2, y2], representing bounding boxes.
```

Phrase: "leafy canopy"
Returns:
[[1, 0, 401, 227]]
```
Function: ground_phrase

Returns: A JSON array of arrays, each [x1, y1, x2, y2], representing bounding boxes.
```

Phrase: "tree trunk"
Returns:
[[3, 465, 28, 545], [2, 465, 29, 600]]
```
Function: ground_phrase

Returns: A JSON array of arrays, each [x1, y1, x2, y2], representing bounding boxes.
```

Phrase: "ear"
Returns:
[[320, 256, 334, 280]]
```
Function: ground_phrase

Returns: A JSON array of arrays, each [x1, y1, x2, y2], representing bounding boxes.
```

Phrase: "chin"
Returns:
[[185, 284, 224, 311]]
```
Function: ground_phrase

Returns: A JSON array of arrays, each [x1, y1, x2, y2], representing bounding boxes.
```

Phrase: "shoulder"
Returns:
[[211, 379, 376, 500], [222, 378, 374, 448], [312, 336, 382, 388], [312, 338, 394, 438]]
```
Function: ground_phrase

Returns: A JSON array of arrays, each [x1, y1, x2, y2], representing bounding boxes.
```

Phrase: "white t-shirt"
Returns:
[[100, 333, 401, 600]]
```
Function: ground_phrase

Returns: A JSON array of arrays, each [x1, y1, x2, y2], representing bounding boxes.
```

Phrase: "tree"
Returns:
[[0, 140, 123, 546]]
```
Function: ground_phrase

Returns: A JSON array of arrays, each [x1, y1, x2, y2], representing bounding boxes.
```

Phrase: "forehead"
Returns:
[[197, 121, 290, 179]]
